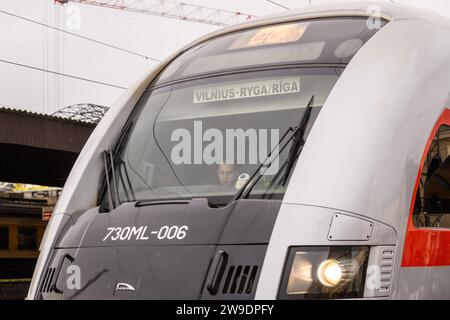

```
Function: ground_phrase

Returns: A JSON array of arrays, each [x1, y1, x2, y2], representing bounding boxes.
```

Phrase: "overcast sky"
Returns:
[[1, 0, 449, 114]]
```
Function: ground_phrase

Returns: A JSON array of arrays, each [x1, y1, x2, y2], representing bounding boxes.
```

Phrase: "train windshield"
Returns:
[[100, 18, 384, 208]]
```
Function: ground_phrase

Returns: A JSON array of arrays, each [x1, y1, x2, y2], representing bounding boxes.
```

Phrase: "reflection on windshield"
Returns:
[[102, 68, 339, 207], [156, 18, 384, 84]]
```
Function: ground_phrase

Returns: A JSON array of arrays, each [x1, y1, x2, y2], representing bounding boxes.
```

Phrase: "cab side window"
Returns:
[[414, 125, 450, 228]]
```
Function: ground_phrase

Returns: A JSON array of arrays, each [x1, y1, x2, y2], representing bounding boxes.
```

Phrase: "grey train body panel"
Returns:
[[257, 5, 450, 299], [29, 1, 450, 299], [396, 267, 450, 299]]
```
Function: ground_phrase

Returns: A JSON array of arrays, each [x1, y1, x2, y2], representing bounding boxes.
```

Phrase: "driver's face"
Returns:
[[217, 164, 236, 186]]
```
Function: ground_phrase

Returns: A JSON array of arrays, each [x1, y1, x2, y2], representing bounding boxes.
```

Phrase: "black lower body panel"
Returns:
[[39, 244, 267, 300]]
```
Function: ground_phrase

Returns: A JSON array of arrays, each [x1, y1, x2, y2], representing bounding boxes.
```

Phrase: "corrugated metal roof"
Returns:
[[0, 106, 96, 126], [0, 106, 95, 153]]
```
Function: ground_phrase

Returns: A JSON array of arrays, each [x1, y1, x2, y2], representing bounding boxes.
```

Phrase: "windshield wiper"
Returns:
[[102, 149, 119, 211], [229, 95, 315, 204], [100, 121, 134, 212], [256, 96, 315, 199], [281, 95, 314, 185]]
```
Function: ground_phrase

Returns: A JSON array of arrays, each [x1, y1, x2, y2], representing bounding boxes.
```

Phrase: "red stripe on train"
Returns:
[[402, 109, 450, 267]]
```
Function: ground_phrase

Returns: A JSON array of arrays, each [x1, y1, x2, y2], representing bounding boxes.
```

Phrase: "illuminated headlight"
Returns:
[[278, 247, 370, 299], [317, 259, 342, 287]]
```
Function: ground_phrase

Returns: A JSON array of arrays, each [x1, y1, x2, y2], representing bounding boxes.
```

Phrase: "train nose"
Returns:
[[38, 198, 280, 299]]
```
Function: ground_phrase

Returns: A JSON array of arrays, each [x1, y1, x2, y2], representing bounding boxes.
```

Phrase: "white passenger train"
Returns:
[[29, 2, 450, 299]]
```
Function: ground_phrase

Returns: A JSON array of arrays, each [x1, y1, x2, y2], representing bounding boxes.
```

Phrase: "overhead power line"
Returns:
[[0, 9, 160, 62], [0, 58, 126, 89], [265, 0, 289, 10]]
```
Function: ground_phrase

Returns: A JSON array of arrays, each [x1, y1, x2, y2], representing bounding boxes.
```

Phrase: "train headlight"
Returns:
[[317, 259, 342, 287], [279, 247, 370, 299]]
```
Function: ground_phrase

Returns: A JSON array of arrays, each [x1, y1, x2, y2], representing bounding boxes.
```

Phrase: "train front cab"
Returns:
[[29, 3, 450, 300], [34, 15, 387, 300]]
